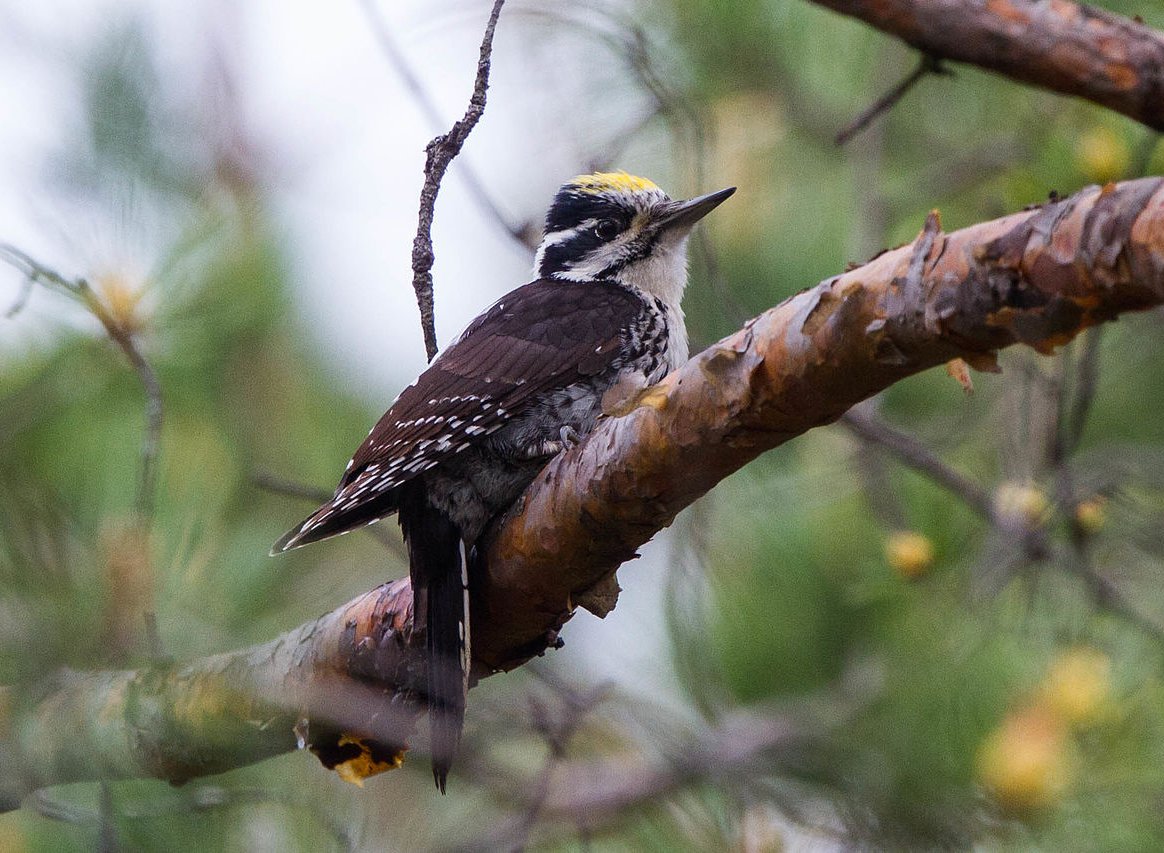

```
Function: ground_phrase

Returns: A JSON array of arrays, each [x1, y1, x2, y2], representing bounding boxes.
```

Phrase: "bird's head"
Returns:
[[534, 171, 734, 305]]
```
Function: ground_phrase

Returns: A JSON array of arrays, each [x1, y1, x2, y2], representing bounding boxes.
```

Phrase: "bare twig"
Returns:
[[410, 0, 506, 361], [143, 611, 165, 661], [453, 681, 610, 853], [843, 404, 1055, 564], [97, 782, 119, 853], [94, 305, 163, 520], [251, 471, 334, 505], [835, 54, 948, 145], [1081, 567, 1164, 644], [0, 244, 163, 520], [848, 413, 909, 530], [534, 711, 804, 830], [4, 272, 35, 317], [842, 407, 994, 519], [617, 19, 749, 327], [359, 0, 530, 251], [1039, 329, 1164, 643]]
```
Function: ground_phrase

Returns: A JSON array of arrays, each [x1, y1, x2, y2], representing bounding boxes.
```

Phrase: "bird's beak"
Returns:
[[654, 186, 736, 232]]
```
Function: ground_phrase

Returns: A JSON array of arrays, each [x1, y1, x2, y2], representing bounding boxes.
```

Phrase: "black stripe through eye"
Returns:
[[538, 228, 605, 277]]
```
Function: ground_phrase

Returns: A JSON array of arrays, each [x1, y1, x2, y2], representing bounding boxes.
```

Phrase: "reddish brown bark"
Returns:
[[810, 0, 1164, 131]]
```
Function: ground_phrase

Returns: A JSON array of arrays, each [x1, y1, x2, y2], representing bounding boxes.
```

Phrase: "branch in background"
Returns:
[[359, 0, 532, 251], [8, 177, 1164, 797], [842, 406, 994, 520], [532, 711, 801, 832], [4, 270, 35, 317], [1061, 327, 1103, 456], [835, 53, 949, 145], [453, 680, 612, 853], [810, 0, 1164, 132], [0, 245, 162, 520], [409, 0, 506, 361]]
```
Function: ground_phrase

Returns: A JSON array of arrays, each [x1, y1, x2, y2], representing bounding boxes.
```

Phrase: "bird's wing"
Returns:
[[271, 279, 645, 552]]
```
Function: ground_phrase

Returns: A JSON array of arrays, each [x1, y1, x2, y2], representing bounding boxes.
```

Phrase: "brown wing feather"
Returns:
[[272, 279, 646, 551]]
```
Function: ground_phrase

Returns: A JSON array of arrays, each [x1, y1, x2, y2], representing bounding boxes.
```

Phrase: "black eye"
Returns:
[[594, 218, 620, 241]]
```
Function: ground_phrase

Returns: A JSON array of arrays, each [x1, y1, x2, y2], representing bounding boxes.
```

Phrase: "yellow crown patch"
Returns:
[[569, 171, 660, 195]]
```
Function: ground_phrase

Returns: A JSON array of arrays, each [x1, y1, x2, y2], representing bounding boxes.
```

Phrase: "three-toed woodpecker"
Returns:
[[273, 172, 734, 791]]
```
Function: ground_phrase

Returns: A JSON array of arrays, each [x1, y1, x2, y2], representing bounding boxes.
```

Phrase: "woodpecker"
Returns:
[[273, 172, 734, 791]]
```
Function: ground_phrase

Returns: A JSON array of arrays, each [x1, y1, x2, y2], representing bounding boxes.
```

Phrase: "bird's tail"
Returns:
[[399, 496, 469, 794]]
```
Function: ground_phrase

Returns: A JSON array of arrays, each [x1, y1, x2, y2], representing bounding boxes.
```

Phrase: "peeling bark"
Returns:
[[5, 177, 1164, 798], [810, 0, 1164, 131]]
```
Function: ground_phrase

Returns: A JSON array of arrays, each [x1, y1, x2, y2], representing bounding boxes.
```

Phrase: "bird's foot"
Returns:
[[519, 426, 582, 460]]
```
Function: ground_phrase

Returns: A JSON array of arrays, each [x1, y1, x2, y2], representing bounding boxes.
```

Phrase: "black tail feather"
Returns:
[[399, 487, 468, 794], [425, 541, 469, 793]]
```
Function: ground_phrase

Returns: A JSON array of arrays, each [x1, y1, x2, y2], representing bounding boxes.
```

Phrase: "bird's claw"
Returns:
[[560, 425, 581, 447]]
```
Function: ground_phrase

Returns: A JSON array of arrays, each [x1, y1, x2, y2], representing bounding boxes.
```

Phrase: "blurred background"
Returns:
[[2, 0, 1164, 849]]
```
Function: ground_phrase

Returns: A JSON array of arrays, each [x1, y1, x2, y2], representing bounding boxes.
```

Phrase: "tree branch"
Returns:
[[810, 0, 1164, 131], [7, 177, 1164, 798], [2, 581, 419, 809], [841, 405, 994, 519], [410, 0, 506, 361]]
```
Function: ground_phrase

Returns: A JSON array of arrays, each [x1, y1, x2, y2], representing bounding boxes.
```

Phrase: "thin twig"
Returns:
[[1078, 561, 1164, 645], [852, 431, 909, 530], [507, 684, 608, 850], [808, 0, 1164, 132], [359, 0, 531, 251], [251, 471, 334, 505], [4, 273, 35, 317], [410, 0, 507, 361], [1042, 330, 1164, 643], [537, 712, 804, 830], [844, 406, 1053, 563], [842, 407, 994, 518], [835, 54, 949, 146], [89, 299, 163, 520], [0, 244, 163, 520], [450, 680, 613, 853]]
